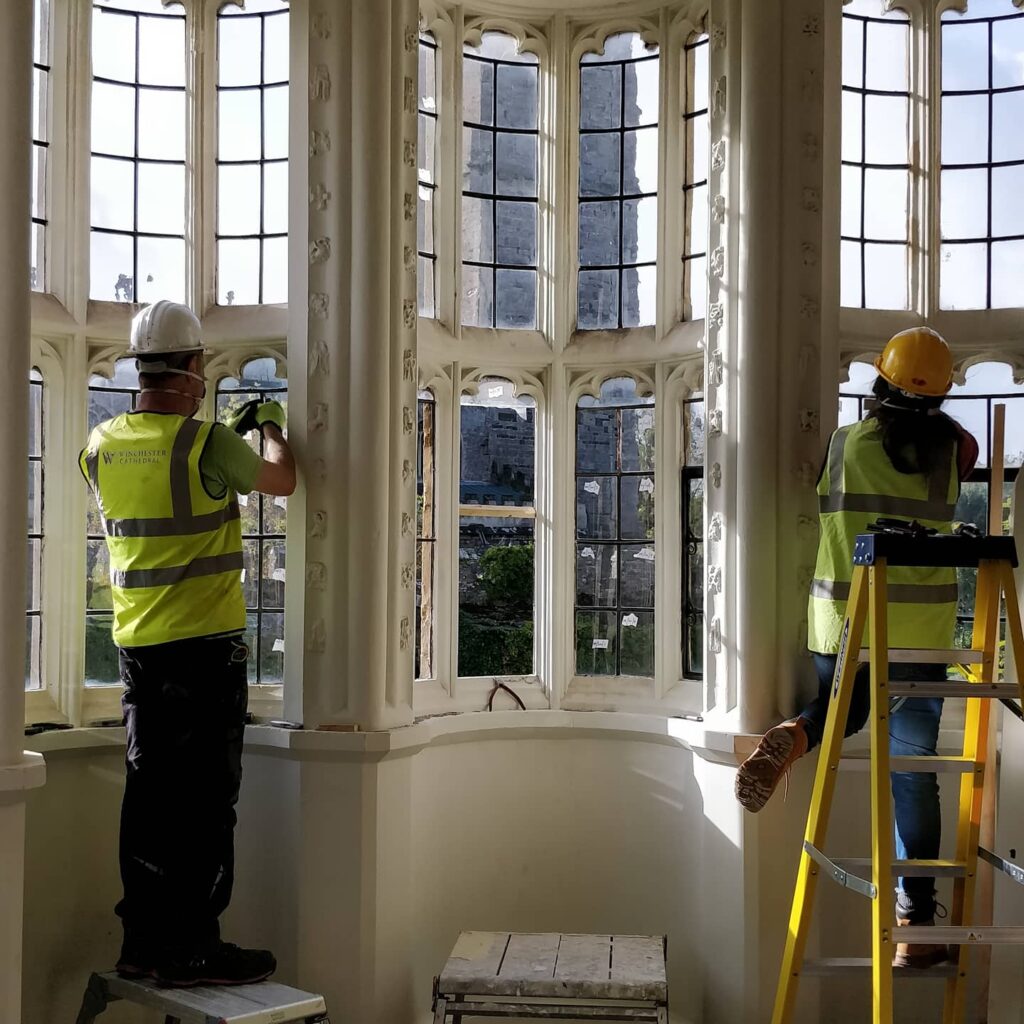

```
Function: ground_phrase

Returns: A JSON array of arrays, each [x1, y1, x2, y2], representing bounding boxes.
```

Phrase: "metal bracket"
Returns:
[[979, 846, 1024, 887], [804, 841, 877, 899]]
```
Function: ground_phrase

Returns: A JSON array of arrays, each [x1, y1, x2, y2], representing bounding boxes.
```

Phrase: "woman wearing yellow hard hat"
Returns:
[[736, 326, 978, 969]]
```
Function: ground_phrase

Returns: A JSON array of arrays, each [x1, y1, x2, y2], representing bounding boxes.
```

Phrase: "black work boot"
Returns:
[[116, 933, 158, 978], [154, 941, 277, 987]]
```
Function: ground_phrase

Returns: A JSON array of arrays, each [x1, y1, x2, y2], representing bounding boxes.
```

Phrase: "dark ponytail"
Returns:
[[866, 377, 961, 477]]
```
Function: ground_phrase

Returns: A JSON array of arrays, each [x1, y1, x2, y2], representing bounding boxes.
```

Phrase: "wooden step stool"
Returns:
[[432, 931, 669, 1022], [75, 971, 329, 1024]]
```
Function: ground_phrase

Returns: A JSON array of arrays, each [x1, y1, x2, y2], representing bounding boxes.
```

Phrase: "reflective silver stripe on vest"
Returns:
[[104, 501, 241, 538], [170, 417, 203, 521], [809, 578, 959, 604], [819, 422, 956, 520], [112, 551, 244, 590]]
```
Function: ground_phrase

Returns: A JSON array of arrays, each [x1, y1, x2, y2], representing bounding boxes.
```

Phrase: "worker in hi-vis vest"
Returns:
[[735, 327, 978, 970], [80, 300, 296, 987]]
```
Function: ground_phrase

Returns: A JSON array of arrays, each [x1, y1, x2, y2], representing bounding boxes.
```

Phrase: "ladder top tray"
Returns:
[[853, 533, 1018, 569], [436, 931, 668, 1001], [92, 971, 327, 1023]]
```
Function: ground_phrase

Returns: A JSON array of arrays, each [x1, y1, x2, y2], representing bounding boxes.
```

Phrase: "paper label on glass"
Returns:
[[639, 477, 654, 494], [238, 493, 249, 507], [240, 569, 246, 582], [274, 495, 287, 509], [633, 546, 655, 561], [272, 638, 285, 653], [592, 638, 610, 650], [488, 385, 503, 398], [580, 546, 595, 559], [271, 568, 286, 582], [622, 613, 639, 628], [583, 480, 600, 495]]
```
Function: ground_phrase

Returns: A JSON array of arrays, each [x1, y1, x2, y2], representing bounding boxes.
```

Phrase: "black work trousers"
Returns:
[[116, 634, 249, 954]]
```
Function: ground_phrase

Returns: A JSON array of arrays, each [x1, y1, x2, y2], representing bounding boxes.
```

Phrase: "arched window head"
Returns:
[[578, 33, 660, 330], [575, 377, 655, 676]]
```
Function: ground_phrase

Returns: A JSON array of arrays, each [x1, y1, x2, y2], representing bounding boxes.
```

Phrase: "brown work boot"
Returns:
[[893, 917, 949, 969], [735, 719, 809, 813]]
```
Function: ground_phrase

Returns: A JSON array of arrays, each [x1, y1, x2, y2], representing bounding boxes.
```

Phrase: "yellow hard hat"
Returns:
[[874, 327, 953, 397]]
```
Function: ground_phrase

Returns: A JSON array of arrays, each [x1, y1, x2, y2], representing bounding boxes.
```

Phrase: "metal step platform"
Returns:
[[75, 971, 329, 1024]]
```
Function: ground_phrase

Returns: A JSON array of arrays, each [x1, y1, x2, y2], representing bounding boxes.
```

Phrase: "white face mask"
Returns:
[[138, 361, 206, 412]]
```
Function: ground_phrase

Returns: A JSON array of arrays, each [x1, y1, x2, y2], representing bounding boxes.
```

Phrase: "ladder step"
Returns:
[[888, 682, 1020, 699], [858, 648, 985, 664], [841, 755, 978, 774], [802, 958, 958, 978], [897, 926, 1024, 944], [832, 858, 967, 878]]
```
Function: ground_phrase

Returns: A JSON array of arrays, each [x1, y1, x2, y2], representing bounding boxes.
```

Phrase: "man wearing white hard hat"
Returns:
[[80, 300, 296, 987]]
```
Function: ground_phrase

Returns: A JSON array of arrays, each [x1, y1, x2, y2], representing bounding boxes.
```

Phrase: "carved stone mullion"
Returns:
[[303, 0, 343, 722], [776, 0, 828, 718], [702, 0, 732, 719]]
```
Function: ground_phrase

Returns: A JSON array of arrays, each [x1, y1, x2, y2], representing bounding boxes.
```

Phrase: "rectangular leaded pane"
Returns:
[[457, 516, 534, 676], [90, 2, 186, 301], [216, 360, 288, 683], [575, 378, 655, 677], [682, 31, 709, 323], [840, 4, 910, 310], [578, 34, 659, 330], [416, 393, 436, 680], [31, 0, 48, 291], [418, 32, 439, 318], [216, 3, 289, 305], [940, 3, 1024, 310], [461, 34, 539, 329]]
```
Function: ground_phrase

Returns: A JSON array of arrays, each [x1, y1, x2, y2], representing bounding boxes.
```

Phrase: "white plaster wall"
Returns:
[[21, 725, 977, 1024]]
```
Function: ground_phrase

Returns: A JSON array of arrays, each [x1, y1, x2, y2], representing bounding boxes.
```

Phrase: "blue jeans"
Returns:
[[799, 653, 943, 923]]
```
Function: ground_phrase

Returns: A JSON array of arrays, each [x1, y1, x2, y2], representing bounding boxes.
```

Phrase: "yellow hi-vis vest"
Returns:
[[80, 413, 245, 648], [807, 417, 960, 654]]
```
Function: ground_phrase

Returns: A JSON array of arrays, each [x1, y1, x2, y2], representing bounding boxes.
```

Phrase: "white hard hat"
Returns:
[[129, 301, 204, 358]]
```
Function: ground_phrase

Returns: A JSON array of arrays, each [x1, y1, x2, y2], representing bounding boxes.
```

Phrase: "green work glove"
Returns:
[[254, 400, 286, 433], [223, 399, 261, 435], [223, 399, 286, 435]]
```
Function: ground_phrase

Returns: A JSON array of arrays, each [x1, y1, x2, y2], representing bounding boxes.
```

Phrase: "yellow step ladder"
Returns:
[[772, 530, 1024, 1024]]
